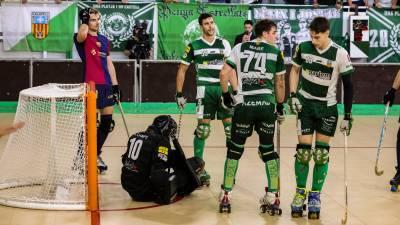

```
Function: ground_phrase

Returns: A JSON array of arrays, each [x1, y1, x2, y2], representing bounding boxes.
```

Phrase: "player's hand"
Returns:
[[340, 113, 353, 136], [79, 8, 90, 25], [276, 103, 285, 124], [112, 85, 121, 103], [288, 92, 302, 113], [175, 92, 186, 110], [383, 88, 396, 107], [221, 91, 239, 110]]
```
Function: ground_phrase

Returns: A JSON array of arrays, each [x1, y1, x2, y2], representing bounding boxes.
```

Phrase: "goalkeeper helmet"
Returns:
[[152, 115, 177, 139]]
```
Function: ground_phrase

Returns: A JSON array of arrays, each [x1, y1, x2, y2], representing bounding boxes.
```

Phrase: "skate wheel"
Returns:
[[390, 185, 398, 192], [268, 210, 275, 216], [260, 205, 266, 213], [278, 208, 282, 215], [291, 211, 303, 218], [227, 205, 231, 213], [308, 212, 320, 220]]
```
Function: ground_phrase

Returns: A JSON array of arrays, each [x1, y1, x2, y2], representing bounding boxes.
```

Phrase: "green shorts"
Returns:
[[231, 98, 276, 138], [297, 97, 338, 137], [196, 85, 232, 120]]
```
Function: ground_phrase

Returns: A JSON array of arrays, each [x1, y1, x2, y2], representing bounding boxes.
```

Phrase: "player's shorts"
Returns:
[[196, 85, 232, 120], [297, 96, 338, 137], [231, 97, 276, 139], [96, 84, 115, 109]]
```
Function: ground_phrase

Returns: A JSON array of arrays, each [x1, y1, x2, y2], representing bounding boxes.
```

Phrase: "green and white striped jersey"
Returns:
[[226, 39, 286, 103], [181, 36, 231, 86], [292, 40, 354, 106]]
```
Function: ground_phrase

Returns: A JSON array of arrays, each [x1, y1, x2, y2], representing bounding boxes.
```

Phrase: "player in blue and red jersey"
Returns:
[[74, 8, 120, 173]]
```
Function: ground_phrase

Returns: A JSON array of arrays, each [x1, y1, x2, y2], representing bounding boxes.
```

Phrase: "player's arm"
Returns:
[[220, 63, 237, 93], [391, 69, 400, 90], [337, 48, 354, 115], [384, 69, 400, 106], [176, 63, 189, 93], [107, 56, 118, 85], [289, 65, 301, 94], [76, 9, 90, 43]]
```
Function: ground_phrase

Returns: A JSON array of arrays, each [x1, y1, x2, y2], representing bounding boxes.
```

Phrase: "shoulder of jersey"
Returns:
[[331, 41, 346, 52]]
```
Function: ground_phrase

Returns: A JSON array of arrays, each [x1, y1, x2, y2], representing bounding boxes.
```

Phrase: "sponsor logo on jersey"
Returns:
[[158, 146, 168, 155], [158, 153, 168, 162], [305, 69, 332, 80], [236, 123, 250, 128], [31, 12, 50, 40], [244, 101, 271, 107]]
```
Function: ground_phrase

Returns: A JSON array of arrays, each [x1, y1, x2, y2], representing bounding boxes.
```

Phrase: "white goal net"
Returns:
[[0, 83, 87, 210]]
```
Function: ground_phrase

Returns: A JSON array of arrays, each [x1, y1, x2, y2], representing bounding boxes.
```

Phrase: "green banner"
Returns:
[[78, 1, 155, 51], [367, 8, 400, 63], [157, 3, 249, 60], [251, 5, 342, 61]]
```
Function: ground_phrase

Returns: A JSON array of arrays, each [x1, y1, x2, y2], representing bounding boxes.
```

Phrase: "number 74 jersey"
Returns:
[[226, 40, 286, 103]]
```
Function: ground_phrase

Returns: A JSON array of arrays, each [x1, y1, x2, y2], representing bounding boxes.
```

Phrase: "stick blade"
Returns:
[[375, 165, 384, 176]]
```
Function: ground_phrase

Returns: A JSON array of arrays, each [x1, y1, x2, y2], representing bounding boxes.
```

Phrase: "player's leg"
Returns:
[[256, 104, 281, 215], [219, 105, 252, 213], [291, 108, 315, 217], [390, 125, 400, 191], [96, 84, 115, 173], [309, 106, 338, 219]]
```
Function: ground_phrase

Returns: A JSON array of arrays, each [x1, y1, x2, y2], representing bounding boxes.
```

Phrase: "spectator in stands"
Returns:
[[0, 122, 24, 138], [234, 20, 256, 46], [285, 0, 305, 4], [374, 0, 398, 9], [312, 0, 342, 8], [343, 0, 372, 7]]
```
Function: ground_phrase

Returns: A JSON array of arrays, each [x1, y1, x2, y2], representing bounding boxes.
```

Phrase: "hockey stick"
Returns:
[[117, 100, 130, 138], [341, 133, 348, 225], [375, 103, 390, 176], [276, 120, 281, 193], [176, 109, 183, 141]]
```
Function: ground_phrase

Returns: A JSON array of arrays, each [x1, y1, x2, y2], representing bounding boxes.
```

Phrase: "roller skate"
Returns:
[[308, 191, 321, 219], [97, 155, 108, 174], [291, 187, 307, 218], [390, 167, 400, 192], [259, 187, 282, 216], [219, 186, 232, 213], [199, 169, 211, 187]]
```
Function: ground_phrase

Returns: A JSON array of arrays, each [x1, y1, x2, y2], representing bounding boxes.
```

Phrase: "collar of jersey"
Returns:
[[315, 39, 332, 55], [201, 36, 216, 46]]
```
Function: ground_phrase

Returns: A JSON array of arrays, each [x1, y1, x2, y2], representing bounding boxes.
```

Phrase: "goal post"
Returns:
[[0, 83, 98, 211]]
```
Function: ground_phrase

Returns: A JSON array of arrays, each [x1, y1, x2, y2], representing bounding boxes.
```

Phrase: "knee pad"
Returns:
[[194, 124, 211, 140], [227, 140, 244, 160], [258, 144, 279, 163], [313, 144, 330, 165], [99, 115, 113, 133], [223, 122, 232, 140], [295, 144, 312, 164], [151, 169, 177, 205]]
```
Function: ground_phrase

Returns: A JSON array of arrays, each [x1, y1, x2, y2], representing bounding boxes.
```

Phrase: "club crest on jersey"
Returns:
[[305, 55, 313, 64], [31, 12, 50, 40]]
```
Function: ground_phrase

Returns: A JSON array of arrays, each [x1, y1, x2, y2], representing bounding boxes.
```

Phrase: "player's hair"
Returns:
[[309, 17, 330, 33], [255, 19, 277, 38], [244, 20, 253, 26], [198, 13, 213, 25], [88, 8, 99, 15]]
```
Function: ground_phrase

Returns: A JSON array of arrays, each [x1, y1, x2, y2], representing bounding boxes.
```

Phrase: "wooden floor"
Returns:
[[1, 113, 400, 225]]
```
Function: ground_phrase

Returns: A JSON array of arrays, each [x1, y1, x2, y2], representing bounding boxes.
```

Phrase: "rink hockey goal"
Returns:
[[0, 83, 98, 210]]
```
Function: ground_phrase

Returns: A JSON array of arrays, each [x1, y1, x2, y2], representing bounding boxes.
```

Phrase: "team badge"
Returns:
[[31, 12, 50, 40]]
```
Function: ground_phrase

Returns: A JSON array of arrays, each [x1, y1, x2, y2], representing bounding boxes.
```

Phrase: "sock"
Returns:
[[312, 141, 329, 191], [295, 160, 309, 189], [193, 136, 205, 159], [97, 114, 112, 155], [223, 158, 239, 191], [265, 158, 279, 192]]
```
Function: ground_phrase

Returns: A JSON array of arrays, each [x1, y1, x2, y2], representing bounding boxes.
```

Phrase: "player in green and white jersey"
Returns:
[[175, 13, 232, 186], [287, 17, 354, 219], [218, 19, 286, 214]]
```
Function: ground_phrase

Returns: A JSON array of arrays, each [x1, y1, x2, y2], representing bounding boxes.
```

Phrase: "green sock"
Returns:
[[223, 158, 239, 191], [312, 141, 329, 191], [193, 136, 205, 159], [295, 160, 309, 189], [265, 158, 279, 192]]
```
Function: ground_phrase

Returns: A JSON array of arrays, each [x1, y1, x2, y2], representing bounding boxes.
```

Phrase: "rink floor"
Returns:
[[0, 114, 400, 225]]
